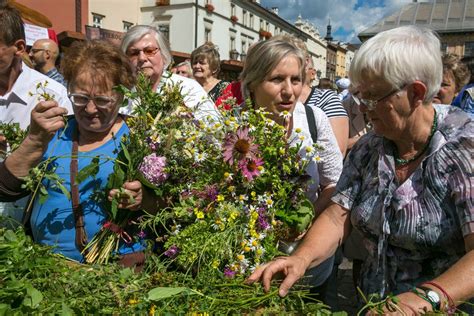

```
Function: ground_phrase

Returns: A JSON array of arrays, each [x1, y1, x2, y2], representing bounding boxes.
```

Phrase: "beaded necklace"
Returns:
[[395, 113, 438, 166]]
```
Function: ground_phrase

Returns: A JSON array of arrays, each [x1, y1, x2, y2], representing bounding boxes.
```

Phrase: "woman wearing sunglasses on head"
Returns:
[[2, 40, 150, 268]]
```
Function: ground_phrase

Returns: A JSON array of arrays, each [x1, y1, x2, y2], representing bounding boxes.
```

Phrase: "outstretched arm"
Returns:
[[246, 202, 351, 296]]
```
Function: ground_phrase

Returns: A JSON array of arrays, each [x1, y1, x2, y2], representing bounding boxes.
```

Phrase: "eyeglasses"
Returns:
[[126, 46, 159, 58], [357, 86, 405, 111], [30, 48, 48, 54], [68, 93, 116, 109]]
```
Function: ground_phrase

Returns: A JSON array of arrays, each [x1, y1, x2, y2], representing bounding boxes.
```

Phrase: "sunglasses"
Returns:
[[126, 46, 159, 58], [68, 93, 116, 109]]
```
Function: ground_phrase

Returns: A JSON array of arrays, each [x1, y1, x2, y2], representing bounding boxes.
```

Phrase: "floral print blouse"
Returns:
[[332, 104, 473, 296]]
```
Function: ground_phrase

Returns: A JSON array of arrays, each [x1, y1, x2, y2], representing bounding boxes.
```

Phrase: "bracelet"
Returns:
[[411, 287, 437, 311], [419, 281, 456, 314]]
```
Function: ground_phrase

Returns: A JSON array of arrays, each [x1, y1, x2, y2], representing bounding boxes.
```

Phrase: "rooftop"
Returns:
[[359, 0, 474, 40]]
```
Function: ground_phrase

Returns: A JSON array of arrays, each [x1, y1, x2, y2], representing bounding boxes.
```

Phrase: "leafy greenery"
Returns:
[[0, 227, 334, 314]]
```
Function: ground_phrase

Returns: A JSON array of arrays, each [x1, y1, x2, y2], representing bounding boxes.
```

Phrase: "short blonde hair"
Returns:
[[240, 37, 305, 101]]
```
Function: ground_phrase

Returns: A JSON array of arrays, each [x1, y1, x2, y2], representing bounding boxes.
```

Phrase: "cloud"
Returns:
[[261, 0, 414, 43]]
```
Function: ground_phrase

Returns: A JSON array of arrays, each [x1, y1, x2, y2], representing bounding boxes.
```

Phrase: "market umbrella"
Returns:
[[6, 0, 53, 28]]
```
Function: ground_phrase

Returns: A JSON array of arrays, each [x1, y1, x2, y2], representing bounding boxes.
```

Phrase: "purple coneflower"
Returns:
[[139, 153, 169, 186], [238, 158, 264, 181], [222, 127, 259, 166]]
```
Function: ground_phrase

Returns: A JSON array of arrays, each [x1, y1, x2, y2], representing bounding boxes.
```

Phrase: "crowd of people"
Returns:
[[0, 2, 472, 314]]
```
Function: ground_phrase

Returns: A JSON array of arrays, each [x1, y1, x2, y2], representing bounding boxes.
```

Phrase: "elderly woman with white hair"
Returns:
[[119, 25, 217, 119], [247, 25, 473, 314]]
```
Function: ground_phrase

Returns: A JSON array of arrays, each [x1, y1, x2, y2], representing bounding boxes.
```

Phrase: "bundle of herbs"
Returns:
[[0, 227, 335, 314]]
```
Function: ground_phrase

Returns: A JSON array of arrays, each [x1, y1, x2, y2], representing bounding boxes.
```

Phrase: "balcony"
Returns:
[[156, 0, 170, 5]]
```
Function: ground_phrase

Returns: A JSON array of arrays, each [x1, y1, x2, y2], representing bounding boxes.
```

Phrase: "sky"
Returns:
[[260, 0, 422, 43]]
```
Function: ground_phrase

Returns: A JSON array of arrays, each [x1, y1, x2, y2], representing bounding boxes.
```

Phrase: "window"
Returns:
[[465, 41, 474, 57], [92, 13, 104, 28], [243, 10, 247, 26], [158, 24, 170, 41], [123, 21, 133, 32], [241, 40, 247, 53], [231, 4, 236, 16], [249, 14, 254, 28], [260, 18, 264, 29], [266, 21, 270, 31], [205, 28, 212, 42], [230, 37, 236, 51]]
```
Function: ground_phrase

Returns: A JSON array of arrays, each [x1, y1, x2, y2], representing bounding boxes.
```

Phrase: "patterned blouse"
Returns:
[[332, 104, 473, 296], [208, 80, 230, 103]]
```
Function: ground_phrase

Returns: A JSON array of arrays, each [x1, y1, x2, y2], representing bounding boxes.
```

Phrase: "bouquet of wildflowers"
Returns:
[[82, 74, 188, 264], [136, 94, 322, 277]]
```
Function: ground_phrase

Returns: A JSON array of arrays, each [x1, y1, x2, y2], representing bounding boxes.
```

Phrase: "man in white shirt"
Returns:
[[119, 25, 217, 121], [0, 3, 72, 225]]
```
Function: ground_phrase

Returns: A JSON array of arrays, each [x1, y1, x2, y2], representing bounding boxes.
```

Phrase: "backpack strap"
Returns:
[[304, 104, 318, 143]]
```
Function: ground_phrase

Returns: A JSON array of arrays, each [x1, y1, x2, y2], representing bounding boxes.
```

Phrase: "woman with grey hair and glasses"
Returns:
[[248, 25, 473, 314], [120, 25, 217, 120]]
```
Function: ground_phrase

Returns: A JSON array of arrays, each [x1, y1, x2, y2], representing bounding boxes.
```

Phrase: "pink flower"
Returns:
[[238, 157, 263, 181], [224, 267, 236, 278], [139, 153, 169, 186], [222, 127, 259, 165]]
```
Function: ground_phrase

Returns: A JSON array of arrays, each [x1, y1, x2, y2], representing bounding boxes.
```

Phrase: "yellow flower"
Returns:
[[194, 208, 204, 219], [212, 260, 220, 269], [128, 298, 139, 305], [250, 191, 257, 199], [229, 211, 239, 220], [299, 135, 306, 141], [279, 147, 286, 155], [227, 186, 235, 193], [237, 254, 245, 261], [256, 248, 263, 256], [244, 246, 251, 252], [224, 119, 231, 126], [251, 240, 259, 247], [149, 304, 156, 316], [257, 165, 264, 171], [295, 127, 302, 133], [216, 195, 225, 202]]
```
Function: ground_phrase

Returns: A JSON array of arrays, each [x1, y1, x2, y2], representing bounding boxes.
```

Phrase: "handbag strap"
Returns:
[[304, 104, 318, 143], [70, 128, 88, 252]]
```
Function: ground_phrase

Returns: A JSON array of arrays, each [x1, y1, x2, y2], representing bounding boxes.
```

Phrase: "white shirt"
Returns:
[[290, 102, 343, 203], [120, 72, 219, 121], [0, 63, 73, 129]]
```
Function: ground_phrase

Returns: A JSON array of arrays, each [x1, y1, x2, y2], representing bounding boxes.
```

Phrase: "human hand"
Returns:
[[108, 180, 143, 211], [28, 101, 67, 146], [245, 255, 310, 297], [365, 291, 432, 316]]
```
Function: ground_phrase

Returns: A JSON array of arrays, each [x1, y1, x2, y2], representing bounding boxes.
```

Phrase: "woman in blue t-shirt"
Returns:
[[4, 40, 147, 267]]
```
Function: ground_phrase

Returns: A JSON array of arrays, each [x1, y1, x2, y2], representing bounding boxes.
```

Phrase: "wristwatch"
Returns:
[[420, 287, 441, 310]]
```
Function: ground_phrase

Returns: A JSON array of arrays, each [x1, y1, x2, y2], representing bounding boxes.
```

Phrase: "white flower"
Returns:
[[305, 146, 314, 154], [279, 110, 292, 120], [194, 151, 207, 163]]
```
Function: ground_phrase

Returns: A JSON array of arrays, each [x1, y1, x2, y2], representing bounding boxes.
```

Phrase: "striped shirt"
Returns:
[[45, 67, 67, 88], [304, 87, 347, 118], [332, 104, 473, 297]]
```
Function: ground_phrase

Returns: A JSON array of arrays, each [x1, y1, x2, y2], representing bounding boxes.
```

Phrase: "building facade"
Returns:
[[359, 0, 474, 57], [294, 15, 328, 81]]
